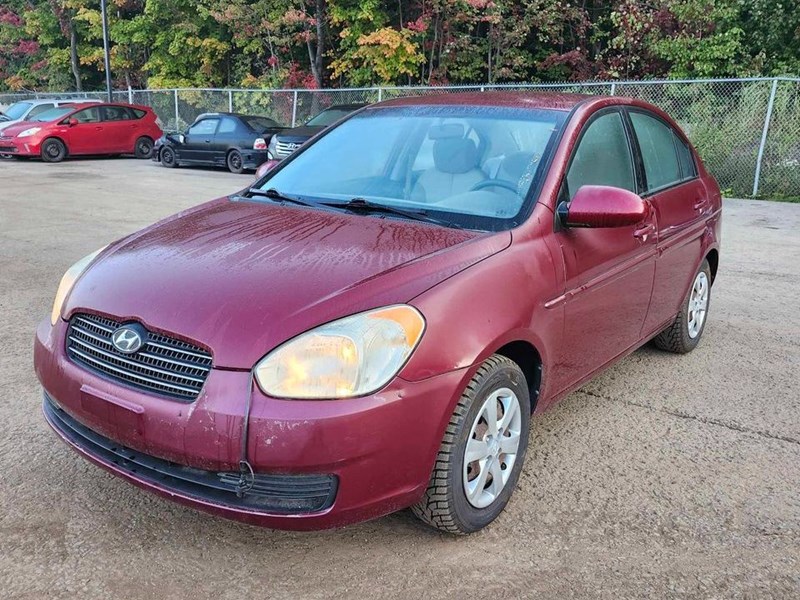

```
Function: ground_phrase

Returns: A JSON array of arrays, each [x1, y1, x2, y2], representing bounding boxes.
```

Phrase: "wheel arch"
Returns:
[[493, 340, 543, 412], [705, 248, 719, 285]]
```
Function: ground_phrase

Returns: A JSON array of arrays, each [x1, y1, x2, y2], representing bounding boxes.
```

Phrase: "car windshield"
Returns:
[[305, 108, 356, 127], [32, 107, 74, 122], [4, 102, 32, 120], [242, 116, 279, 131], [258, 105, 566, 231]]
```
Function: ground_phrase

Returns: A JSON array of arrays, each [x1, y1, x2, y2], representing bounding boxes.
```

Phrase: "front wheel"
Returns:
[[160, 146, 177, 168], [227, 149, 244, 174], [41, 138, 66, 163], [134, 136, 154, 159], [411, 354, 531, 534], [653, 259, 712, 353]]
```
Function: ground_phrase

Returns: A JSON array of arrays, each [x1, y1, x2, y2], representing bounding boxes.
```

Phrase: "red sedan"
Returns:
[[34, 92, 721, 533], [0, 102, 162, 161]]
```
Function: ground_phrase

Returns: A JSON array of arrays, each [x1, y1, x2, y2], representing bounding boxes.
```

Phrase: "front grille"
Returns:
[[66, 313, 212, 401], [275, 140, 302, 157], [44, 394, 338, 514], [0, 144, 16, 153]]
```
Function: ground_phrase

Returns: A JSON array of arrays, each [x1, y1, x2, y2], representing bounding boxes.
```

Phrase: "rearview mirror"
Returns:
[[557, 185, 647, 228]]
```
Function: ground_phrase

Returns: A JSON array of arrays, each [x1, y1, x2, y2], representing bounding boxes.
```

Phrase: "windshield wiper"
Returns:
[[243, 187, 322, 209], [322, 197, 462, 229]]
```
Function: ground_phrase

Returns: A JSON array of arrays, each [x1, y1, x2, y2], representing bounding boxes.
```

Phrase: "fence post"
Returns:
[[228, 90, 233, 112], [610, 82, 616, 95], [377, 87, 383, 102], [753, 78, 779, 197], [128, 86, 133, 103], [173, 89, 180, 129], [291, 90, 298, 127]]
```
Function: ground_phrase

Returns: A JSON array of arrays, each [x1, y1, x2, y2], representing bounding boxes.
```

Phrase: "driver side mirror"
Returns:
[[557, 185, 648, 228], [68, 118, 78, 127]]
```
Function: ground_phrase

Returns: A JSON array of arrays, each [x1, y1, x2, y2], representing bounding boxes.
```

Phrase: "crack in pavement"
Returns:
[[578, 388, 800, 447]]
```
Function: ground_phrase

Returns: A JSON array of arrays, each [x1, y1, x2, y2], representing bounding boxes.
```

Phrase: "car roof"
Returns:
[[19, 98, 103, 106], [373, 91, 594, 112]]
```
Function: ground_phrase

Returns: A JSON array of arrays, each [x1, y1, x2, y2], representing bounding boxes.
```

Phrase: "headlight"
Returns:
[[254, 305, 425, 399], [17, 127, 41, 138], [50, 247, 106, 325]]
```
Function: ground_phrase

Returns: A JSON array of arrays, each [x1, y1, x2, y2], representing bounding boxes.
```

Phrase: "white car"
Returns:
[[0, 98, 101, 133]]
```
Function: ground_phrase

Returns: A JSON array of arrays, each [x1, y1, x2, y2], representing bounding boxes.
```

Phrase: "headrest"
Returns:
[[433, 137, 479, 174]]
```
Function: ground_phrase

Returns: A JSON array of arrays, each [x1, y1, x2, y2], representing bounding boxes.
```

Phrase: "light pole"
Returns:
[[100, 0, 112, 101]]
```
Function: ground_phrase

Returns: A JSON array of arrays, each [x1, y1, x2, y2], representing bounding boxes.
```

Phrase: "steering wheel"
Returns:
[[470, 179, 520, 194]]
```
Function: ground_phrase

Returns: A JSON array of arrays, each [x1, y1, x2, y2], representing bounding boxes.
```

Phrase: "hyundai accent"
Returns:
[[35, 92, 721, 533]]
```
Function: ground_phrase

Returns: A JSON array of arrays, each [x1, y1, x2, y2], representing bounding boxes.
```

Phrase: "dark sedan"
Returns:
[[267, 103, 366, 159], [154, 112, 284, 173]]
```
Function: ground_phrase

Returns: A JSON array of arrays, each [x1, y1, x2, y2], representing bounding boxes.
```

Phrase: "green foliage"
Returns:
[[0, 0, 798, 91]]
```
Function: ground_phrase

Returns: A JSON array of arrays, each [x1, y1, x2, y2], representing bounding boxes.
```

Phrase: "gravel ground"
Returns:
[[1, 158, 798, 599]]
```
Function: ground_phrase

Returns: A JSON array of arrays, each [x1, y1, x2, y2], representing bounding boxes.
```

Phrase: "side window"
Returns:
[[217, 117, 238, 134], [629, 111, 681, 191], [675, 135, 697, 179], [72, 107, 100, 123], [565, 111, 635, 201], [27, 104, 54, 119], [101, 106, 132, 121], [188, 119, 218, 136], [131, 108, 146, 119]]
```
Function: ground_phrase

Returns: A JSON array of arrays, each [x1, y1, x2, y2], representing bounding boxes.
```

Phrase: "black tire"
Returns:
[[653, 259, 712, 353], [411, 354, 531, 534], [227, 149, 244, 174], [160, 146, 177, 168], [134, 136, 154, 159], [41, 138, 66, 163]]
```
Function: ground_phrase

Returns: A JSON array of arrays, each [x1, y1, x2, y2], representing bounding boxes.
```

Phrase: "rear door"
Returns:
[[100, 105, 136, 153], [64, 106, 104, 154], [181, 117, 219, 162], [553, 108, 657, 393], [626, 109, 708, 333]]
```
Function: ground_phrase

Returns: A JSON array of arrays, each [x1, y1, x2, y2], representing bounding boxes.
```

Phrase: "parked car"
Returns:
[[0, 98, 101, 134], [0, 102, 161, 162], [154, 112, 284, 174], [36, 92, 721, 534], [267, 103, 366, 159]]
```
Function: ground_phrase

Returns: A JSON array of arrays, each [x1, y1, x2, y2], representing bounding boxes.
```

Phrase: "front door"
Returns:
[[553, 109, 657, 393], [64, 106, 105, 154], [181, 117, 219, 162]]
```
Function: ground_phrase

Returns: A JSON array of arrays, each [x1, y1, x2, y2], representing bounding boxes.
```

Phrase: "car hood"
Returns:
[[0, 119, 36, 136], [65, 198, 510, 369]]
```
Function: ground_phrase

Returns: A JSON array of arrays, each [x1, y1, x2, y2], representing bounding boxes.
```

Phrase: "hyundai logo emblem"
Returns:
[[111, 324, 146, 354]]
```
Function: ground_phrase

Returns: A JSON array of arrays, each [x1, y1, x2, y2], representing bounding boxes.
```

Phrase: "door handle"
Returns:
[[693, 199, 707, 211], [633, 223, 656, 240]]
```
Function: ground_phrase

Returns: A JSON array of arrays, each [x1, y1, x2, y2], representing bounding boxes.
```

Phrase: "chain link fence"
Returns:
[[1, 77, 798, 199]]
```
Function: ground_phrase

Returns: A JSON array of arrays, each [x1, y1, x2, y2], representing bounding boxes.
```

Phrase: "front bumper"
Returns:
[[35, 316, 466, 529]]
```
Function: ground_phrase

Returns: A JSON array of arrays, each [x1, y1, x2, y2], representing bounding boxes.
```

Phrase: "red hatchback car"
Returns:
[[35, 92, 721, 534], [0, 102, 162, 161]]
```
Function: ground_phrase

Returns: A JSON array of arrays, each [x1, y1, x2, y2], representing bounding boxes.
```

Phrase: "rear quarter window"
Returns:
[[131, 108, 147, 119], [675, 135, 697, 179]]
